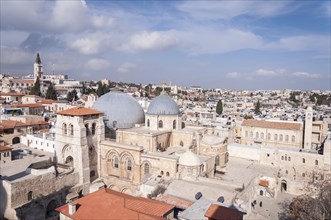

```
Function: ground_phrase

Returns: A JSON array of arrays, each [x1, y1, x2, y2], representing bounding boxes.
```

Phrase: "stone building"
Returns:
[[0, 145, 12, 163], [240, 120, 303, 148], [1, 92, 228, 219]]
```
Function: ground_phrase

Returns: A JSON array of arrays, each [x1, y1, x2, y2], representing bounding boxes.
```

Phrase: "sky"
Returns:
[[1, 0, 330, 90]]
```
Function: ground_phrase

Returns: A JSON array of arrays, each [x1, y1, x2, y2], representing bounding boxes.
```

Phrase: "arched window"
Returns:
[[173, 120, 176, 129], [281, 156, 284, 160], [274, 134, 278, 141], [127, 159, 132, 171], [144, 163, 150, 175], [28, 191, 33, 201], [256, 132, 259, 139], [63, 123, 67, 135], [315, 160, 318, 165], [147, 119, 150, 127], [160, 170, 164, 175], [302, 173, 305, 177], [291, 135, 295, 142], [302, 158, 305, 163], [90, 170, 95, 177], [285, 154, 287, 160], [166, 172, 170, 176], [285, 170, 288, 174], [180, 141, 184, 147], [261, 132, 264, 139], [280, 134, 283, 141], [158, 120, 163, 128], [288, 157, 291, 161], [215, 155, 220, 166], [285, 135, 289, 142], [85, 124, 89, 136], [69, 124, 74, 136], [92, 123, 96, 135], [267, 133, 271, 140], [182, 122, 185, 129], [114, 156, 119, 168]]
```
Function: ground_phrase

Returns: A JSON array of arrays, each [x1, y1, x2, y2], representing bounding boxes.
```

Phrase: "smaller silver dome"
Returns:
[[147, 95, 180, 115]]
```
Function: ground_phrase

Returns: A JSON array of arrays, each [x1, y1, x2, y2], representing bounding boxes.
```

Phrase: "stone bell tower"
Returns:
[[54, 107, 105, 195], [34, 52, 43, 82], [304, 106, 313, 150]]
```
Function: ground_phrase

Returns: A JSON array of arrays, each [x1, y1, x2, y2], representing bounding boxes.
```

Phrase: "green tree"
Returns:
[[45, 83, 57, 100], [30, 77, 42, 96], [67, 89, 78, 102], [244, 114, 253, 119], [216, 100, 223, 115], [96, 81, 110, 97], [254, 100, 261, 115]]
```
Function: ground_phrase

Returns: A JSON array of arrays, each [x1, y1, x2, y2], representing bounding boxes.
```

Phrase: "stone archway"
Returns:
[[46, 199, 59, 219], [12, 136, 20, 144], [108, 185, 120, 191], [65, 156, 74, 166], [121, 187, 133, 195], [25, 202, 44, 220], [281, 180, 287, 192]]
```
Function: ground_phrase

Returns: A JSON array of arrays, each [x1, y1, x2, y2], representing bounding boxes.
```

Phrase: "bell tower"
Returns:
[[304, 106, 313, 149], [54, 107, 105, 195], [34, 52, 43, 82]]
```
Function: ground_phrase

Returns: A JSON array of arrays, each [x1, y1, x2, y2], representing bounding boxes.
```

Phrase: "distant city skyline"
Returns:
[[1, 0, 330, 90]]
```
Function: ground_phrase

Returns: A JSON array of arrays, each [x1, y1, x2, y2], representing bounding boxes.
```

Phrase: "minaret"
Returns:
[[34, 53, 43, 82], [304, 106, 313, 150]]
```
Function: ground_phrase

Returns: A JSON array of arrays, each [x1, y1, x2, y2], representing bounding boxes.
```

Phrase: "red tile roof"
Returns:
[[0, 145, 12, 152], [10, 104, 45, 108], [242, 120, 302, 130], [0, 92, 26, 97], [156, 194, 193, 209], [40, 99, 56, 104], [11, 79, 34, 84], [0, 120, 26, 129], [259, 179, 269, 187], [56, 106, 103, 116], [56, 189, 174, 220], [0, 120, 48, 129], [204, 204, 245, 220]]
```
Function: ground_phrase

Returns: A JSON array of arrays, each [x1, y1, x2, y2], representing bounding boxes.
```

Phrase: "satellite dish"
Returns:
[[195, 192, 202, 200], [217, 196, 225, 203]]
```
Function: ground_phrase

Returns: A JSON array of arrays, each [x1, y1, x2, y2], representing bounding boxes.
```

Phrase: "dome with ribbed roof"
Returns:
[[178, 151, 201, 167], [147, 95, 180, 115], [92, 91, 145, 129]]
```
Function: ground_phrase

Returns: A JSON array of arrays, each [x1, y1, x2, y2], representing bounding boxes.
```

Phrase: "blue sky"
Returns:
[[1, 0, 330, 90]]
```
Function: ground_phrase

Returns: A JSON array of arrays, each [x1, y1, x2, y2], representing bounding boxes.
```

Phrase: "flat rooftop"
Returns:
[[0, 144, 54, 181]]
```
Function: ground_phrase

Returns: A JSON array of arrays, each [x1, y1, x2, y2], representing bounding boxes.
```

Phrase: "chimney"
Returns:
[[68, 202, 76, 215]]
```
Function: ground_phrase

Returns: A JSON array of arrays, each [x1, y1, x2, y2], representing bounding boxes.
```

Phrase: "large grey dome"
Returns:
[[147, 95, 180, 115], [92, 91, 145, 129]]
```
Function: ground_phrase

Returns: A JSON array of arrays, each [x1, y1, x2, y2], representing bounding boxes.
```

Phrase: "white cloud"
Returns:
[[120, 31, 180, 52], [292, 72, 321, 78], [225, 72, 241, 78], [117, 62, 136, 73], [84, 58, 111, 71], [177, 1, 294, 21], [256, 68, 287, 77], [181, 28, 263, 55], [267, 35, 330, 53]]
